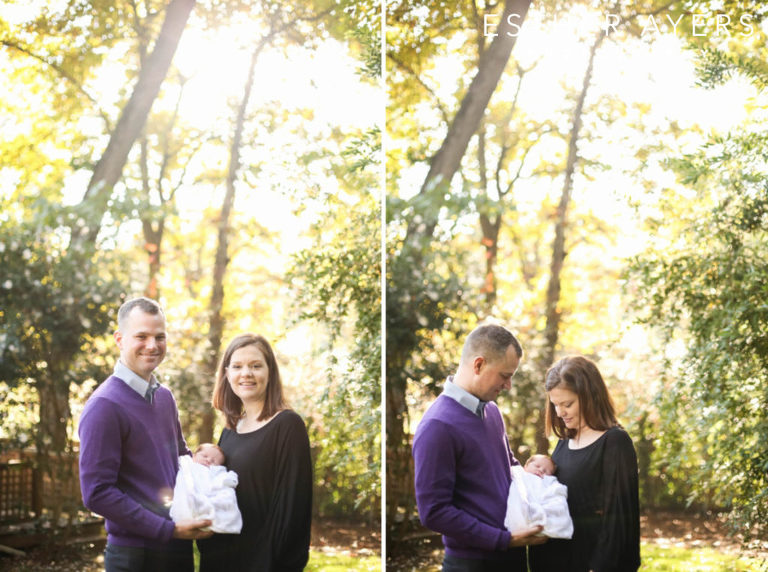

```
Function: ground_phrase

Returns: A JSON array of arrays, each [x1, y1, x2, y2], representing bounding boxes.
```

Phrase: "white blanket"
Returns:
[[169, 455, 242, 534], [504, 465, 573, 539]]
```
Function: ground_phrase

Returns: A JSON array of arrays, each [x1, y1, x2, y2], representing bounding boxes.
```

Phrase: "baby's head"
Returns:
[[524, 454, 556, 478], [193, 443, 226, 467]]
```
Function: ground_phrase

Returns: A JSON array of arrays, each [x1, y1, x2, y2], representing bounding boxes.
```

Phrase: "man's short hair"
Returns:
[[117, 297, 164, 331], [460, 324, 522, 364]]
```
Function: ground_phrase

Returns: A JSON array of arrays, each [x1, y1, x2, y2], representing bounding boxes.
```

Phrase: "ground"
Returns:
[[2, 511, 766, 571], [0, 518, 380, 572], [386, 510, 768, 570]]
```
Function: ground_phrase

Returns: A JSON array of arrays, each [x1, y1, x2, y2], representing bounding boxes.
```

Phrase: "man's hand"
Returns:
[[508, 526, 547, 547], [172, 519, 214, 539]]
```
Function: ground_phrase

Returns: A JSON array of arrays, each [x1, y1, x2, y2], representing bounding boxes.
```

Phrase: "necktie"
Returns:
[[145, 383, 158, 405], [476, 401, 486, 418]]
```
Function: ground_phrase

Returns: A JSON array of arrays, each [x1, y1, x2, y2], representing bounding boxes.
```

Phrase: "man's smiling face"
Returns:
[[115, 308, 167, 381]]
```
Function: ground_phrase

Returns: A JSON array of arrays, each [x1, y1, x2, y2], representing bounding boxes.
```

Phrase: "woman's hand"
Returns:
[[508, 526, 547, 547]]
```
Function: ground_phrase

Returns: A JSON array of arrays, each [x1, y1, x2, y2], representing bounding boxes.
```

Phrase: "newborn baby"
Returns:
[[169, 443, 242, 534], [504, 454, 573, 539]]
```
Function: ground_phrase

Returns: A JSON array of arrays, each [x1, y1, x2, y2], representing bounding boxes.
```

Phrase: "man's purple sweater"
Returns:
[[78, 376, 191, 549], [413, 394, 520, 560]]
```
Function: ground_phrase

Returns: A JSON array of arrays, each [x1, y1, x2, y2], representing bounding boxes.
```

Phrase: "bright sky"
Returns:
[[162, 17, 379, 362], [391, 5, 761, 247], [167, 28, 380, 253], [6, 6, 382, 250], [174, 24, 376, 131]]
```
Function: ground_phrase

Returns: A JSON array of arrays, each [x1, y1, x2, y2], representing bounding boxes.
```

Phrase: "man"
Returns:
[[413, 323, 545, 571], [79, 297, 212, 571]]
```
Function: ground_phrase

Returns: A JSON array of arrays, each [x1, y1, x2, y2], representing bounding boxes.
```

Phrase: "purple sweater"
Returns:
[[78, 375, 191, 549], [413, 395, 518, 559]]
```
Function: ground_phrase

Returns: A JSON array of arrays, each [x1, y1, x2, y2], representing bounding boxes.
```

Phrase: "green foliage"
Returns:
[[385, 218, 472, 394], [283, 0, 382, 520], [289, 188, 381, 519], [0, 198, 125, 450], [626, 40, 768, 537], [693, 46, 768, 91], [342, 126, 381, 173], [287, 121, 381, 520], [339, 0, 381, 79], [0, 380, 39, 449]]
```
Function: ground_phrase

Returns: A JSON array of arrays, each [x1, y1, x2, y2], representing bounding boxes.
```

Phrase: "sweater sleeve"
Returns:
[[173, 393, 192, 458], [590, 428, 641, 572], [78, 398, 176, 542], [413, 418, 511, 552], [270, 412, 313, 572]]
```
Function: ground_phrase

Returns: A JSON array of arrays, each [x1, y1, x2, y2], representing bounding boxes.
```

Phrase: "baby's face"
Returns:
[[525, 456, 555, 478], [194, 446, 225, 467]]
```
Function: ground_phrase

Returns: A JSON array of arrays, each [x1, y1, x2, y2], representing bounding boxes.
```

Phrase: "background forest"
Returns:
[[386, 0, 768, 565], [2, 0, 768, 570], [0, 0, 381, 541]]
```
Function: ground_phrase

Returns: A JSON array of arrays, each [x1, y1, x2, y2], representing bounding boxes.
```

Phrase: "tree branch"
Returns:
[[1, 40, 113, 132]]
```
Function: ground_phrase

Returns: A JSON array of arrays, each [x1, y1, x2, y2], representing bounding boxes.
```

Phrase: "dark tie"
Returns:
[[476, 401, 486, 418], [145, 383, 158, 405]]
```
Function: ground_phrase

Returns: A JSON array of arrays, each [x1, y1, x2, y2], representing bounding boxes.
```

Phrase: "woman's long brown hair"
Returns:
[[544, 355, 618, 439]]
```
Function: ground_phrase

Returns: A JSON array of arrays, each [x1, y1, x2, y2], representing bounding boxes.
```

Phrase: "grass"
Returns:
[[640, 542, 767, 571], [385, 542, 767, 572], [194, 545, 381, 571], [192, 541, 767, 572], [306, 550, 381, 571]]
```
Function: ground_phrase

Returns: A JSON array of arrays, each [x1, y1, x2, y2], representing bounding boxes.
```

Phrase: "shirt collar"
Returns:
[[114, 360, 158, 398], [443, 376, 486, 418]]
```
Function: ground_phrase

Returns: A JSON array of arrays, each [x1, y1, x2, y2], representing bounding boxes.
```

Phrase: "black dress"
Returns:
[[198, 410, 313, 571], [529, 426, 640, 572]]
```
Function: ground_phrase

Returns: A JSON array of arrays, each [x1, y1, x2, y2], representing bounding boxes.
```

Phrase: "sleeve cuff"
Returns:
[[496, 529, 511, 551], [158, 518, 176, 543]]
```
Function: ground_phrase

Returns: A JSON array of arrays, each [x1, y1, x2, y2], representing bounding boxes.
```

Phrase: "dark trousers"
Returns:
[[442, 551, 527, 572], [104, 542, 194, 572]]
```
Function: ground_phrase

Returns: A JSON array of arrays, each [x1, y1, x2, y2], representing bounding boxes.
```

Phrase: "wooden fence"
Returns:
[[0, 461, 42, 525], [0, 449, 85, 528]]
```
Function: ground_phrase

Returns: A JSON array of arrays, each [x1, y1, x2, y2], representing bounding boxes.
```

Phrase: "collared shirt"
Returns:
[[114, 360, 159, 400], [443, 376, 486, 418]]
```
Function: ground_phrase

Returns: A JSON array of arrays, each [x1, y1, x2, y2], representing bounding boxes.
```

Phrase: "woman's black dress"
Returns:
[[198, 410, 312, 571], [529, 426, 640, 572]]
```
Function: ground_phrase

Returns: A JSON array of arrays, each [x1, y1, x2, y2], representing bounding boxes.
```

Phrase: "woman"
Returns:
[[529, 356, 640, 572], [198, 334, 312, 571]]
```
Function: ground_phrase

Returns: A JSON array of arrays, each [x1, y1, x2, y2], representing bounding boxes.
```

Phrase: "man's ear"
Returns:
[[114, 330, 122, 349], [473, 355, 485, 374]]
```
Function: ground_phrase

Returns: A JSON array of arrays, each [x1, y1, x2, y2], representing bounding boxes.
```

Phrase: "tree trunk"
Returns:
[[385, 352, 413, 536], [417, 0, 532, 203], [535, 30, 605, 453], [387, 0, 532, 538], [138, 137, 162, 300], [139, 76, 189, 300], [79, 0, 196, 243], [142, 219, 164, 299], [477, 125, 502, 311], [199, 41, 266, 444], [36, 359, 76, 534], [36, 374, 70, 455], [480, 213, 501, 310]]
